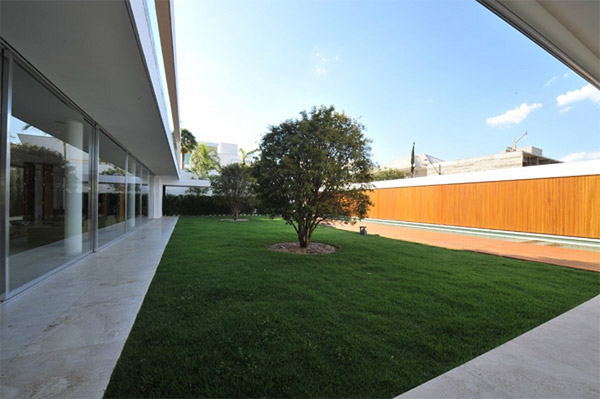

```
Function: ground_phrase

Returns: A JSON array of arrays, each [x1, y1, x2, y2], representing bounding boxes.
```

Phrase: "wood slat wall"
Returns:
[[367, 175, 600, 238]]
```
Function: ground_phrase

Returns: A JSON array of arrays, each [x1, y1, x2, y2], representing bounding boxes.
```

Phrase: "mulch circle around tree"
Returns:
[[220, 219, 249, 222], [268, 242, 338, 255]]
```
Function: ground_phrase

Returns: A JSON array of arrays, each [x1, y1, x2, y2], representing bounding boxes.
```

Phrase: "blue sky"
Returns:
[[173, 0, 600, 166]]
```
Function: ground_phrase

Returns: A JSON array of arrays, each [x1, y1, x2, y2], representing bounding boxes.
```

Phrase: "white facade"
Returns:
[[0, 0, 181, 300]]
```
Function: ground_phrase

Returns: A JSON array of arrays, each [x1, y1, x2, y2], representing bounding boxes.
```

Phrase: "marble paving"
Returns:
[[398, 295, 600, 399], [0, 216, 178, 399]]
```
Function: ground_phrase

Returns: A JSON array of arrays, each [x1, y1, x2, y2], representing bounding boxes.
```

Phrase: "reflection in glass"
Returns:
[[8, 64, 91, 291], [98, 132, 127, 247], [127, 157, 138, 230], [135, 161, 143, 223], [141, 168, 149, 220]]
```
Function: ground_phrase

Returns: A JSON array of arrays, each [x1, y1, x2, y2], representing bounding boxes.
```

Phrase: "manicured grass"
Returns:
[[104, 217, 599, 398]]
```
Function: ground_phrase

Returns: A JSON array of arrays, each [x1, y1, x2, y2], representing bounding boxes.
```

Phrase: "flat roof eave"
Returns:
[[0, 0, 179, 177]]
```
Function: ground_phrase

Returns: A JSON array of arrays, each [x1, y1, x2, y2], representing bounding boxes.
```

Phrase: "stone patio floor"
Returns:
[[0, 217, 178, 399]]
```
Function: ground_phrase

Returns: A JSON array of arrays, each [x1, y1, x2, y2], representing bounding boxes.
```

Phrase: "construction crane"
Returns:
[[506, 131, 528, 152]]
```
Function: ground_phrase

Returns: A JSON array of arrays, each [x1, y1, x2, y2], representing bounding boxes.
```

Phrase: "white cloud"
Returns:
[[558, 106, 573, 114], [563, 72, 569, 78], [315, 67, 328, 75], [560, 151, 600, 162], [313, 49, 339, 63], [544, 76, 557, 87], [485, 103, 543, 126], [556, 84, 600, 107], [316, 53, 329, 62]]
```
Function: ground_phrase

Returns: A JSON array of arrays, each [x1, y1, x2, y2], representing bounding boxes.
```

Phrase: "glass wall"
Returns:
[[8, 63, 92, 291], [135, 161, 143, 224], [1, 50, 157, 299], [141, 167, 149, 221], [1, 50, 6, 299], [127, 157, 138, 230], [98, 132, 127, 247]]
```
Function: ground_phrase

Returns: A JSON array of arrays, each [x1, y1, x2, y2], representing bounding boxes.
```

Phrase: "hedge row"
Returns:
[[163, 194, 264, 216]]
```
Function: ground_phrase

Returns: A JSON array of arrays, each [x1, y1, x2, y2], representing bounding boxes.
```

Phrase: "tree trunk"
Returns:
[[298, 225, 310, 248], [181, 149, 187, 169]]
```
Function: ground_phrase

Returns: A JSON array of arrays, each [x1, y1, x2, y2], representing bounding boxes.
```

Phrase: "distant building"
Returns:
[[380, 147, 560, 178], [381, 154, 444, 177], [183, 141, 242, 170]]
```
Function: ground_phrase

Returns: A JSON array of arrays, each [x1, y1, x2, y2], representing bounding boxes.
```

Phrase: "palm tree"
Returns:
[[239, 147, 259, 166], [180, 128, 198, 169], [189, 143, 220, 179]]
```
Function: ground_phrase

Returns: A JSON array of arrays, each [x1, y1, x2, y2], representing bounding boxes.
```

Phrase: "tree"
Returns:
[[253, 105, 374, 248], [180, 128, 198, 169], [372, 168, 409, 181], [185, 186, 209, 196], [410, 142, 415, 177], [189, 142, 220, 179], [239, 147, 259, 166], [211, 163, 254, 220]]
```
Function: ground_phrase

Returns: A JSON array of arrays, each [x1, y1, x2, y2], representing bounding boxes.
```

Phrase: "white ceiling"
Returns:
[[1, 0, 179, 177], [478, 0, 600, 88]]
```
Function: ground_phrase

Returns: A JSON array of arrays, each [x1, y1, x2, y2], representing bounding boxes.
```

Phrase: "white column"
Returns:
[[150, 175, 163, 219], [64, 120, 83, 256]]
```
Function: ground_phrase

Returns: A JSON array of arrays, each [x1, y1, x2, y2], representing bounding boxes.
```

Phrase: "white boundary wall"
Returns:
[[372, 160, 600, 189]]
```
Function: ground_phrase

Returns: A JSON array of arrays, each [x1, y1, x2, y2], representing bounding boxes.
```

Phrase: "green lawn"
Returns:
[[104, 217, 599, 398]]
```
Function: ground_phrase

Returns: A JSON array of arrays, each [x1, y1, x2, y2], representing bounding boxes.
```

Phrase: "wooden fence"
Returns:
[[367, 175, 600, 239]]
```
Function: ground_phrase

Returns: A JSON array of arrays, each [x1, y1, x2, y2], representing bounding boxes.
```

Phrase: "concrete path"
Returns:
[[0, 217, 178, 399], [329, 221, 600, 272], [397, 295, 600, 399]]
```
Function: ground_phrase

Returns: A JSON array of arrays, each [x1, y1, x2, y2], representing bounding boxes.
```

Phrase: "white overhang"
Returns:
[[0, 0, 180, 177], [155, 0, 181, 150], [478, 0, 600, 88]]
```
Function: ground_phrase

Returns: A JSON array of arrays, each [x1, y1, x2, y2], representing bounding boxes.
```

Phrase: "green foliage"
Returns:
[[10, 142, 65, 167], [253, 105, 374, 248], [372, 168, 409, 181], [239, 147, 259, 165], [210, 163, 254, 220], [100, 165, 125, 176], [189, 143, 220, 179], [162, 194, 262, 216], [104, 217, 600, 398], [185, 186, 209, 196], [410, 142, 415, 177], [180, 128, 198, 169]]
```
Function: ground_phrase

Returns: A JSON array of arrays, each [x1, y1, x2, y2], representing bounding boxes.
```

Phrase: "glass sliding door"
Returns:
[[1, 50, 7, 299], [126, 156, 138, 230], [141, 167, 149, 221], [8, 63, 92, 291], [135, 161, 143, 224], [98, 132, 127, 247]]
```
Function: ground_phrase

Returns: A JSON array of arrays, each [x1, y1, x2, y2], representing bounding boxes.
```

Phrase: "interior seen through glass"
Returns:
[[98, 131, 127, 248], [6, 62, 153, 294], [8, 63, 92, 291]]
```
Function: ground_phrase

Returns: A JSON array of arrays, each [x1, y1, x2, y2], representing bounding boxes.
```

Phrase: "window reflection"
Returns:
[[98, 132, 127, 247], [127, 157, 138, 230], [135, 160, 143, 223], [9, 63, 91, 291], [141, 167, 149, 220]]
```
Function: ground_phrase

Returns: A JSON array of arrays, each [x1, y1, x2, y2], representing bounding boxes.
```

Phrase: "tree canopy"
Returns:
[[189, 143, 220, 179], [180, 128, 198, 169], [211, 163, 254, 220], [239, 148, 259, 166], [372, 168, 409, 181], [253, 105, 374, 248]]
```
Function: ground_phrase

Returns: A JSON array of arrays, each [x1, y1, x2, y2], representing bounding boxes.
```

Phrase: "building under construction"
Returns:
[[381, 146, 560, 177]]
